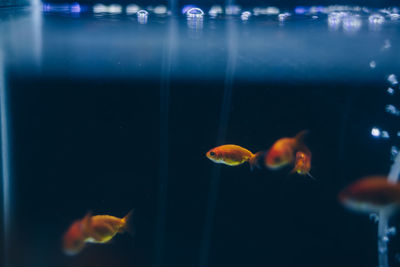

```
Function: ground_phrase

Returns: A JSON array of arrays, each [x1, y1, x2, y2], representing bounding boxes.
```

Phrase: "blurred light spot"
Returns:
[[371, 127, 381, 137], [240, 11, 251, 21], [312, 15, 318, 19], [295, 6, 307, 15], [209, 5, 223, 17], [70, 2, 81, 13], [390, 13, 400, 20], [388, 74, 398, 86], [108, 4, 122, 14], [391, 146, 399, 160], [387, 87, 395, 95], [154, 5, 167, 15], [126, 4, 140, 15], [369, 14, 385, 24], [369, 61, 376, 69], [385, 105, 400, 116], [182, 5, 197, 15], [328, 12, 345, 30], [382, 39, 391, 51], [253, 6, 279, 15], [186, 8, 204, 18], [93, 4, 107, 13], [225, 5, 241, 15]]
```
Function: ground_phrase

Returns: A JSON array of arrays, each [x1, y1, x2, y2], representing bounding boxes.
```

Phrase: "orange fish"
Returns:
[[291, 150, 314, 179], [63, 210, 133, 255], [265, 130, 309, 170], [338, 176, 400, 213], [206, 145, 254, 166]]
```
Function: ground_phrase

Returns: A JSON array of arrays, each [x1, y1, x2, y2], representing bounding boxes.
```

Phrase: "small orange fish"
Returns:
[[338, 176, 400, 213], [206, 145, 254, 166], [265, 130, 309, 170], [63, 210, 133, 255], [291, 150, 314, 179]]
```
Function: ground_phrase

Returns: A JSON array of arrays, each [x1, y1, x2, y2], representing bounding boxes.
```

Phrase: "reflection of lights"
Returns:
[[369, 14, 385, 24], [388, 74, 398, 86], [310, 6, 325, 13], [391, 146, 399, 159], [278, 12, 291, 22], [186, 8, 204, 18], [93, 4, 107, 13], [390, 13, 400, 20], [381, 131, 390, 139], [126, 4, 140, 15], [371, 127, 381, 137], [70, 2, 81, 13], [387, 88, 395, 95], [253, 6, 279, 15], [108, 4, 122, 14], [312, 15, 318, 19], [240, 11, 251, 21], [328, 12, 344, 29], [209, 5, 223, 17], [154, 5, 167, 15], [295, 6, 307, 15], [382, 39, 391, 50], [369, 61, 376, 69], [225, 5, 241, 15], [42, 2, 86, 13], [342, 15, 362, 33], [182, 5, 197, 15], [385, 105, 400, 116]]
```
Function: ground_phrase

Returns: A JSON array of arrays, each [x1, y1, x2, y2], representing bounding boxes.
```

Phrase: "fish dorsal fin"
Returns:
[[81, 211, 92, 235], [294, 130, 309, 144]]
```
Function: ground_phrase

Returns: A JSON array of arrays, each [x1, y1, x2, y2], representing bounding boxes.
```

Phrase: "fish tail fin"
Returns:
[[249, 151, 264, 171], [121, 209, 135, 236], [294, 130, 309, 146]]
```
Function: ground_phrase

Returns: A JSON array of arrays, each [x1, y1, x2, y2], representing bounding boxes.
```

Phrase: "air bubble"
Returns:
[[387, 87, 395, 95], [369, 14, 385, 24], [387, 227, 397, 236], [137, 10, 149, 24], [390, 13, 400, 20], [385, 105, 400, 116], [382, 39, 391, 51], [388, 74, 398, 86], [209, 5, 222, 17], [278, 12, 291, 22], [381, 131, 390, 139], [369, 61, 376, 69], [312, 15, 318, 19], [186, 7, 204, 18], [383, 236, 390, 243], [371, 127, 381, 137]]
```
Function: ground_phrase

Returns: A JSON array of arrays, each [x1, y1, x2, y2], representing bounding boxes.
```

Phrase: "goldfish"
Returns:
[[290, 150, 314, 179], [63, 210, 133, 255], [206, 144, 254, 166], [338, 176, 400, 214], [265, 130, 309, 170]]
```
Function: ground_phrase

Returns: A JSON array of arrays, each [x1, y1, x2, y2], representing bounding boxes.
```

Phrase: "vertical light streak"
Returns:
[[154, 17, 176, 267], [198, 13, 237, 267]]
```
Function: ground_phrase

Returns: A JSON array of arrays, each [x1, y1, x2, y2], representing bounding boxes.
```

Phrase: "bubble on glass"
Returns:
[[278, 12, 291, 22], [388, 74, 399, 86], [240, 11, 252, 21], [382, 39, 391, 51], [387, 87, 395, 95], [369, 14, 385, 24], [391, 146, 399, 160], [93, 4, 108, 13], [385, 105, 400, 116], [390, 13, 400, 20], [186, 7, 204, 18], [342, 15, 362, 33], [369, 61, 376, 69], [371, 127, 381, 137], [209, 5, 223, 17], [137, 10, 149, 24], [369, 213, 379, 223], [154, 5, 167, 15], [381, 131, 390, 139], [225, 5, 241, 15], [126, 4, 139, 15]]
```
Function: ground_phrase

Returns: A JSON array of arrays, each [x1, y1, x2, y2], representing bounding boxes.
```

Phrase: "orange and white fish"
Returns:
[[338, 176, 400, 214], [265, 130, 309, 170], [290, 150, 314, 179], [206, 145, 254, 167], [63, 210, 133, 255]]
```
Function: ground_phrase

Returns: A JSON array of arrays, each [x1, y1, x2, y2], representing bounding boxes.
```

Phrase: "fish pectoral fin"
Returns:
[[307, 172, 316, 180]]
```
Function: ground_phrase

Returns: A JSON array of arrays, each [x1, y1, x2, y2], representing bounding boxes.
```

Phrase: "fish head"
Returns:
[[63, 221, 86, 256], [206, 148, 221, 163], [265, 142, 294, 169]]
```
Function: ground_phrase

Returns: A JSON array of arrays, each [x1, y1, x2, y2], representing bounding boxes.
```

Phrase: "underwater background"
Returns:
[[1, 1, 400, 267]]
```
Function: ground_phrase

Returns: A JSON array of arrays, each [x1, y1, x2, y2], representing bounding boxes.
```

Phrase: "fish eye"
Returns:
[[274, 157, 281, 163], [210, 151, 215, 156]]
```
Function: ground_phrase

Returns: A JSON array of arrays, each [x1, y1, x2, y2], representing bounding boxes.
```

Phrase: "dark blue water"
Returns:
[[1, 4, 400, 267]]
